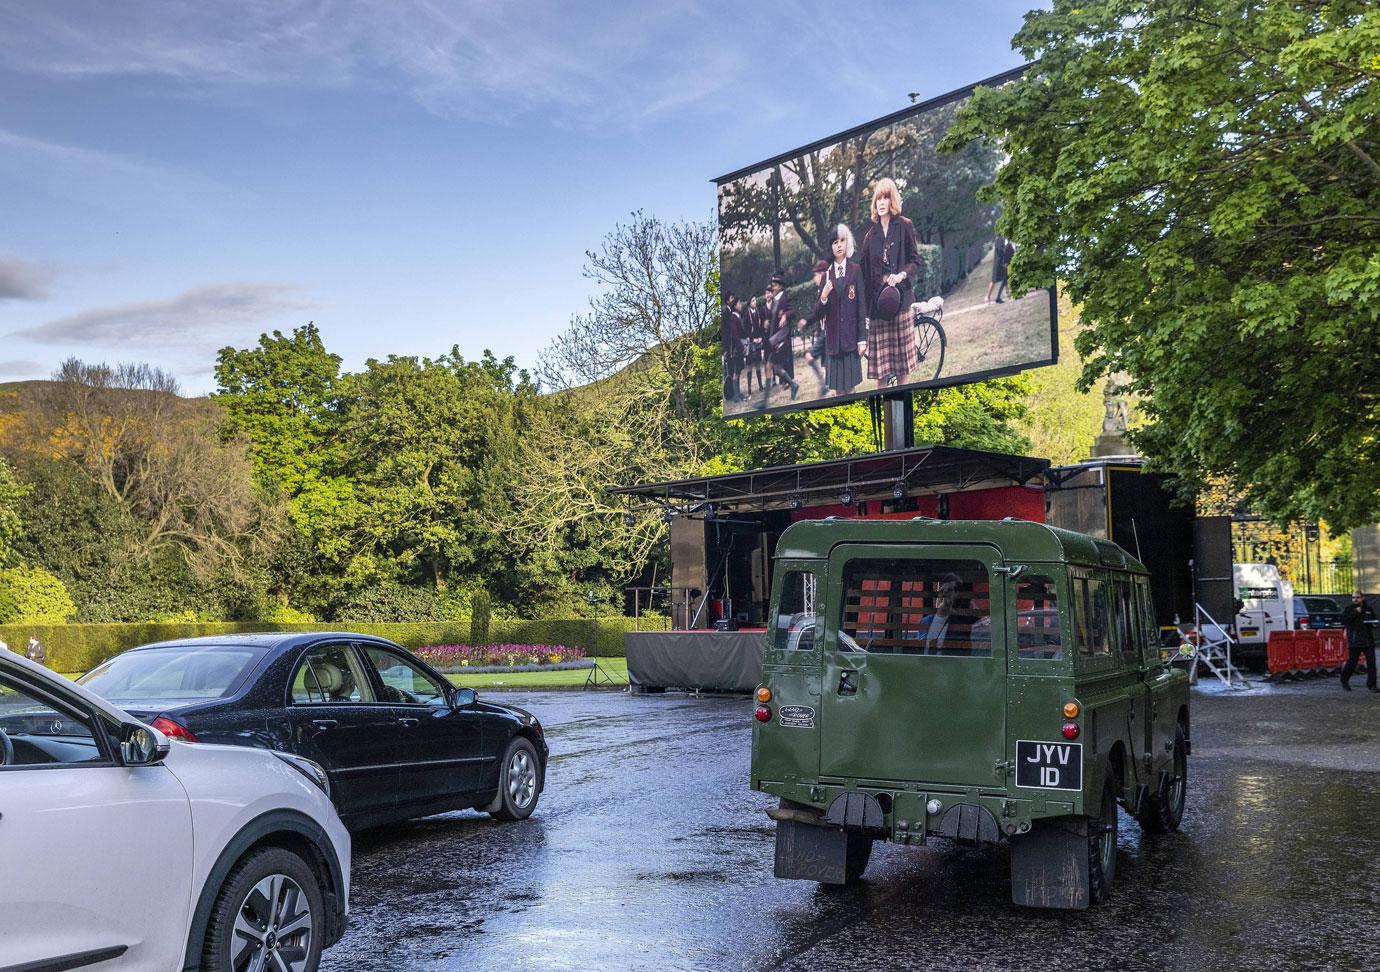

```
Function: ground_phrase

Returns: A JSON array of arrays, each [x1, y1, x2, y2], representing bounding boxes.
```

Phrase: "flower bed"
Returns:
[[414, 644, 584, 671]]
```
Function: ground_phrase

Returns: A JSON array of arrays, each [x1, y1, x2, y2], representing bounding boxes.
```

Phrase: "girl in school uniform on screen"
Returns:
[[813, 223, 866, 396]]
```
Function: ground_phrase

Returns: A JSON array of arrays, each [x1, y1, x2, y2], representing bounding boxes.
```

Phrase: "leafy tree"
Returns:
[[0, 457, 27, 567], [19, 359, 281, 580], [214, 323, 342, 495], [947, 0, 1380, 528]]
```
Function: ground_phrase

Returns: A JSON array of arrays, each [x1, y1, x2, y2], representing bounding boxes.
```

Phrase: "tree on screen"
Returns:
[[947, 0, 1380, 529], [719, 101, 1002, 307]]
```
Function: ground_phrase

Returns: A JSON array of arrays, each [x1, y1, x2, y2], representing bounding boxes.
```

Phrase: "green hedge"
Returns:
[[0, 616, 670, 674]]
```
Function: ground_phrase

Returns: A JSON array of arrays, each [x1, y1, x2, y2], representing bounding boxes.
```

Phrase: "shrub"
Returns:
[[336, 583, 442, 623], [0, 614, 669, 672], [414, 644, 584, 670], [470, 590, 491, 645], [0, 566, 77, 624]]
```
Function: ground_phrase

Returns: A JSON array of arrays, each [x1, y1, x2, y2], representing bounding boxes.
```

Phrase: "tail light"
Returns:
[[754, 705, 772, 723], [1061, 722, 1080, 740], [756, 686, 773, 703], [1298, 616, 1310, 630], [152, 716, 198, 742]]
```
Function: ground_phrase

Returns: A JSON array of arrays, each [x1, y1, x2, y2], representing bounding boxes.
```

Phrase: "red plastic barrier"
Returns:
[[1294, 630, 1324, 670], [1319, 631, 1347, 668], [1267, 630, 1297, 673]]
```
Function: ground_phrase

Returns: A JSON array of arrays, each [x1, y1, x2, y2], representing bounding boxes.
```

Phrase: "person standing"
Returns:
[[26, 636, 45, 667], [814, 224, 867, 397], [722, 293, 743, 401], [860, 178, 920, 387], [1339, 591, 1377, 691], [765, 273, 797, 394], [986, 233, 1016, 303]]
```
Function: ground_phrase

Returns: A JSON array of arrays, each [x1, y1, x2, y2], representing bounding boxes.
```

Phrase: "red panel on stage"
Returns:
[[948, 486, 1045, 522], [790, 487, 1041, 523]]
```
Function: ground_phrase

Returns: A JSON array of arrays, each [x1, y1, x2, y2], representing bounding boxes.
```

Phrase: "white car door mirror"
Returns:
[[121, 723, 169, 766]]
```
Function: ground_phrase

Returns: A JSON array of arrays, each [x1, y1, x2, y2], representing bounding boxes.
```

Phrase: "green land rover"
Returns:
[[750, 517, 1190, 909]]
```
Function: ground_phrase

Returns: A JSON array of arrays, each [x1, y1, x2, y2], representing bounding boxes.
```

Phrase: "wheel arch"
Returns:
[[181, 808, 347, 971]]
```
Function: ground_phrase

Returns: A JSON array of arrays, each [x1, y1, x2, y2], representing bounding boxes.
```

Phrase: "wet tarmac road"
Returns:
[[323, 679, 1380, 972]]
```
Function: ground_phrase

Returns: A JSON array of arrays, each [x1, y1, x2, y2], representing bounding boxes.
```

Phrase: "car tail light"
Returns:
[[756, 686, 772, 703], [754, 705, 772, 723], [1298, 616, 1310, 629], [152, 716, 198, 742], [1062, 701, 1080, 719], [1061, 722, 1080, 740]]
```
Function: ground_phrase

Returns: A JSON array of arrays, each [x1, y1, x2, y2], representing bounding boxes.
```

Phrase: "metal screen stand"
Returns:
[[1189, 602, 1249, 688], [583, 660, 625, 691]]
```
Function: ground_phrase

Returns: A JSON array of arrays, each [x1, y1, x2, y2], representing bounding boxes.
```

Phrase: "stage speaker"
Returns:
[[1193, 515, 1234, 626]]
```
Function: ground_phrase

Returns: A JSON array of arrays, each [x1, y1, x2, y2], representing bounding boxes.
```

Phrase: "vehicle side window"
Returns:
[[361, 646, 448, 706], [291, 643, 376, 704], [772, 569, 820, 651], [1073, 576, 1112, 658], [840, 558, 991, 657], [1135, 581, 1159, 665], [1111, 580, 1134, 658], [0, 676, 104, 767], [1015, 575, 1063, 660]]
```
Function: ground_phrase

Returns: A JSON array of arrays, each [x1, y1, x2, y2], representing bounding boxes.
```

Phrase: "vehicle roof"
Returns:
[[122, 631, 400, 652], [775, 517, 1149, 574]]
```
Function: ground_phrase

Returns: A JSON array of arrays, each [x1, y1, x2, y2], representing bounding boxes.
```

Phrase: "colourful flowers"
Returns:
[[414, 644, 583, 670]]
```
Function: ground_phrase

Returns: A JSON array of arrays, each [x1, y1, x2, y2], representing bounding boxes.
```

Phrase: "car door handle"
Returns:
[[838, 671, 857, 696], [397, 717, 420, 728], [312, 719, 339, 730]]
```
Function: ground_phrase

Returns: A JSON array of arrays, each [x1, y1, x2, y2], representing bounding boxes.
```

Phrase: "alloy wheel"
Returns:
[[508, 748, 537, 810], [231, 872, 314, 972]]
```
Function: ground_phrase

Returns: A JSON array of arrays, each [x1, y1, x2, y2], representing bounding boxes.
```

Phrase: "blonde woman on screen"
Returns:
[[860, 178, 920, 386]]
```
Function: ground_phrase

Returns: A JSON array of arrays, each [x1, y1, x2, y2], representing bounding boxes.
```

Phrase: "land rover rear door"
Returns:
[[819, 543, 1007, 785]]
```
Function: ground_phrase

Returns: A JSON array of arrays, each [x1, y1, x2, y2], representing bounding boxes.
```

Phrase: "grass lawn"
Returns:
[[443, 658, 628, 691]]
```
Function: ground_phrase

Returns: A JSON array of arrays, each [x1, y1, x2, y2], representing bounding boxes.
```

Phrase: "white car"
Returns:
[[0, 650, 350, 972]]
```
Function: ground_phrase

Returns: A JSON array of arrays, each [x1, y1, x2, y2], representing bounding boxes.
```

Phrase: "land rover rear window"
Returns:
[[839, 559, 991, 657], [772, 570, 820, 651], [1072, 577, 1112, 657], [1015, 575, 1063, 660]]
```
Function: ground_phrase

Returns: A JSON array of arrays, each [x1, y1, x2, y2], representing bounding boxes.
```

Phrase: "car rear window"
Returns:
[[80, 646, 265, 702]]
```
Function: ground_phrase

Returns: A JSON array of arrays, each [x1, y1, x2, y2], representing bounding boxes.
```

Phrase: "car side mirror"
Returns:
[[452, 688, 477, 709], [121, 723, 169, 766], [1177, 643, 1196, 659]]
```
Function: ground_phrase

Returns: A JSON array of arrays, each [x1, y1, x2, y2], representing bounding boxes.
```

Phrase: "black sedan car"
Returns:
[[79, 632, 547, 830]]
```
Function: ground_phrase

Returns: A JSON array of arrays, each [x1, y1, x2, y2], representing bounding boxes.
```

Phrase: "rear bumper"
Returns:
[[758, 778, 1082, 844]]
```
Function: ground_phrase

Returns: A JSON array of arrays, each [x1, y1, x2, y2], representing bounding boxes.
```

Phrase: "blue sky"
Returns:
[[0, 0, 1042, 393]]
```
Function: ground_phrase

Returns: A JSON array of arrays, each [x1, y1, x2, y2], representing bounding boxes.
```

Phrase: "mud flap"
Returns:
[[774, 819, 852, 884], [1010, 817, 1090, 910]]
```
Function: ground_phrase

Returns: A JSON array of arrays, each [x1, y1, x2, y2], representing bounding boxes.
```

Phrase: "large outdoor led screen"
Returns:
[[716, 67, 1056, 418]]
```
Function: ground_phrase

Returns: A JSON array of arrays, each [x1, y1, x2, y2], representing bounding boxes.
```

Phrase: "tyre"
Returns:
[[1136, 727, 1188, 833], [913, 316, 946, 383], [490, 736, 542, 821], [843, 833, 873, 885], [1088, 771, 1118, 904], [201, 846, 324, 972]]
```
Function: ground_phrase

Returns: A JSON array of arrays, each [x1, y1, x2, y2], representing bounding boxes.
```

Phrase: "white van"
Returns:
[[1233, 563, 1290, 646]]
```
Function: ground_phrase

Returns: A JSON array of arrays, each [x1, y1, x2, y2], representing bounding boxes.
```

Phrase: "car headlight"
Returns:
[[274, 752, 331, 798]]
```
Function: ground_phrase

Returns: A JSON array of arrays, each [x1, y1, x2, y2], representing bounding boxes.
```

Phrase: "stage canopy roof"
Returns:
[[612, 445, 1049, 513]]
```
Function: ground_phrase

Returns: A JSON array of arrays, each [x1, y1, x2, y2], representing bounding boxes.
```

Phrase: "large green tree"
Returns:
[[0, 457, 26, 567], [948, 0, 1380, 527]]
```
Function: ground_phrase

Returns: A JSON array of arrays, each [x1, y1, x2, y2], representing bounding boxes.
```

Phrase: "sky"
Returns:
[[0, 0, 1043, 394]]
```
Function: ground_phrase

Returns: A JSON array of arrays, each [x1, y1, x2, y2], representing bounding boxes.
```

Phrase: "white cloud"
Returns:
[[0, 256, 52, 301], [0, 360, 49, 380], [11, 282, 316, 352], [0, 0, 884, 127]]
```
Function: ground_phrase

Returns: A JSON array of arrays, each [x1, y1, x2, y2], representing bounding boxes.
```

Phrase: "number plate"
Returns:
[[1015, 740, 1083, 791]]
